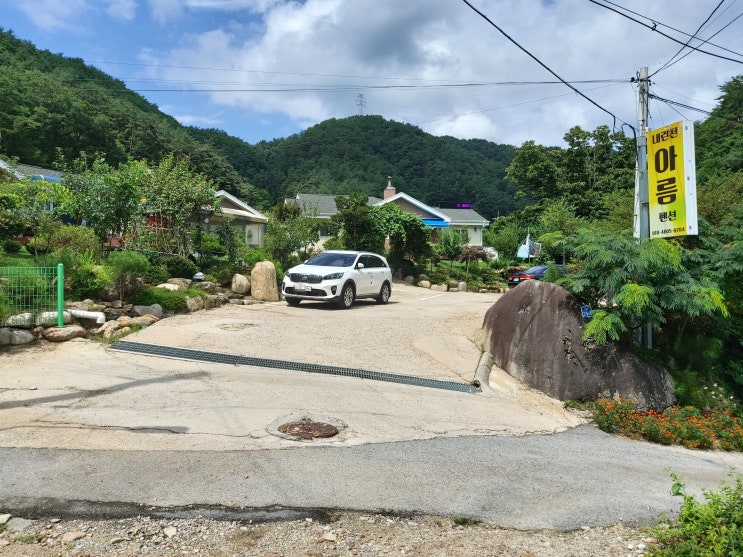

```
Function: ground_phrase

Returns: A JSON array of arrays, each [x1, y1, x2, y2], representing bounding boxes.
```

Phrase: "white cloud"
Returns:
[[15, 0, 89, 31], [136, 0, 743, 145], [14, 0, 742, 147], [105, 0, 138, 21]]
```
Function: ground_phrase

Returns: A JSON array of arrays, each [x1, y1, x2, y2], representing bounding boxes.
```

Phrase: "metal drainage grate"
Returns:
[[278, 418, 339, 440], [109, 340, 480, 394]]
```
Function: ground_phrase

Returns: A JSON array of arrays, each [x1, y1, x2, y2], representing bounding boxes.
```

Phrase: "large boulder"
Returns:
[[482, 280, 675, 411], [230, 273, 251, 295], [0, 328, 36, 346], [250, 261, 280, 302], [42, 324, 87, 342]]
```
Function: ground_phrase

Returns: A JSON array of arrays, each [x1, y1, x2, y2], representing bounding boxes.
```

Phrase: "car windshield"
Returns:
[[305, 252, 357, 267], [524, 266, 546, 274]]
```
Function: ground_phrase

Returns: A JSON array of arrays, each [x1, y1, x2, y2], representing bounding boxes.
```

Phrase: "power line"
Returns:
[[653, 9, 743, 76], [587, 0, 743, 65], [647, 93, 713, 116], [654, 0, 727, 76], [591, 0, 743, 59], [460, 0, 626, 130]]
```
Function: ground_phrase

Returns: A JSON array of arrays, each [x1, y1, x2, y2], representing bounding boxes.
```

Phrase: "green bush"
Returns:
[[164, 256, 197, 279], [69, 260, 113, 300], [542, 263, 566, 283], [243, 248, 271, 268], [2, 239, 22, 253], [205, 262, 247, 286], [143, 264, 170, 286], [27, 223, 101, 258], [128, 287, 206, 313], [0, 291, 12, 325], [107, 250, 151, 299], [648, 472, 743, 556]]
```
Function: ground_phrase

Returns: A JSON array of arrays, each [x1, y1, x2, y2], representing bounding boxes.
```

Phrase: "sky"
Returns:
[[2, 0, 742, 148]]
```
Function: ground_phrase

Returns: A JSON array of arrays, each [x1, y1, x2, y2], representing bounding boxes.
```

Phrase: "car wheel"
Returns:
[[337, 282, 355, 309], [286, 297, 301, 306], [376, 281, 390, 304]]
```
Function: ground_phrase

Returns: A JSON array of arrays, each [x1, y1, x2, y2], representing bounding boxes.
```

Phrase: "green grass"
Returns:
[[14, 534, 37, 544], [0, 247, 36, 267]]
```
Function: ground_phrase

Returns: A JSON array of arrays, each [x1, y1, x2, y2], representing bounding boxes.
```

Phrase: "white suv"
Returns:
[[282, 250, 392, 309]]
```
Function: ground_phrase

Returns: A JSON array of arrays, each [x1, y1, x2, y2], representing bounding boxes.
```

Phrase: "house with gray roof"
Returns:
[[287, 178, 489, 247]]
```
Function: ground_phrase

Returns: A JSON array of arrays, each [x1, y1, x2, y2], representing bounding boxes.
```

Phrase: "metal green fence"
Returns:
[[0, 264, 64, 327]]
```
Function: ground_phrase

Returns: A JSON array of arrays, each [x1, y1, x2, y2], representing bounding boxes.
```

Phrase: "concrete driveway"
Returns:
[[1, 281, 742, 528]]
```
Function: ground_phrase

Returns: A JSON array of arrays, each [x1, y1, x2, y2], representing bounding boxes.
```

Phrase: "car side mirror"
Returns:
[[356, 263, 365, 269]]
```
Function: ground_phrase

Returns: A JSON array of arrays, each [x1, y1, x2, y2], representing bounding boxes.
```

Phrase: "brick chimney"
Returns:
[[384, 176, 396, 199]]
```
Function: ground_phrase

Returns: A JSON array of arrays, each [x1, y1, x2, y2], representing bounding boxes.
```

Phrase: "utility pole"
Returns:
[[635, 66, 652, 349]]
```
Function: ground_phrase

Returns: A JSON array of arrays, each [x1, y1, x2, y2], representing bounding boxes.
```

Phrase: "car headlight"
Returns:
[[323, 272, 344, 280]]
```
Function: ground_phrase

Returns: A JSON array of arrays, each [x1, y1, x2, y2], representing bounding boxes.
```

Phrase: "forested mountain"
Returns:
[[0, 29, 521, 220], [0, 30, 248, 196], [188, 118, 521, 219]]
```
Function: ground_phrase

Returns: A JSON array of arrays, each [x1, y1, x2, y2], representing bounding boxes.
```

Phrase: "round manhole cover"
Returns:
[[277, 418, 339, 440]]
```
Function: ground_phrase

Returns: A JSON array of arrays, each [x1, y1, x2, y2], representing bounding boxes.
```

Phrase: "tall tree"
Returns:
[[331, 193, 384, 252]]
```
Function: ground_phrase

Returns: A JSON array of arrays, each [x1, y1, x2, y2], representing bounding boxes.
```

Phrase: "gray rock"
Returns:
[[205, 293, 229, 309], [6, 517, 34, 532], [132, 304, 164, 319], [104, 307, 126, 321], [250, 261, 280, 302], [167, 278, 192, 289], [193, 281, 217, 293], [482, 280, 675, 411], [0, 328, 36, 346], [185, 296, 205, 312], [404, 275, 415, 284], [458, 281, 468, 292], [418, 280, 431, 289], [430, 284, 448, 292], [230, 273, 251, 295], [156, 283, 180, 291]]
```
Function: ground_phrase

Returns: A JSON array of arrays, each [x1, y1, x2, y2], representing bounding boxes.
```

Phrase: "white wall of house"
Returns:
[[450, 225, 484, 246]]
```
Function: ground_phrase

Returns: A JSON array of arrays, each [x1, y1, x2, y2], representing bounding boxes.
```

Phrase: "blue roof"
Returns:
[[422, 218, 449, 229]]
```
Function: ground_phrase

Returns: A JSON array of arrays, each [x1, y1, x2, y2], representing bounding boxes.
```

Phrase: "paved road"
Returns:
[[2, 282, 742, 529]]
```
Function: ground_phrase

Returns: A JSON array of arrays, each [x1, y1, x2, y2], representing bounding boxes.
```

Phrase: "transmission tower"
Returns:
[[356, 93, 366, 116]]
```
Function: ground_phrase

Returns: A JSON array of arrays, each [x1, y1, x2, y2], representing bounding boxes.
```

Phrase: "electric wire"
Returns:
[[587, 0, 743, 65], [460, 0, 626, 131], [654, 0, 727, 77], [653, 10, 743, 76], [590, 0, 743, 58], [647, 94, 713, 116]]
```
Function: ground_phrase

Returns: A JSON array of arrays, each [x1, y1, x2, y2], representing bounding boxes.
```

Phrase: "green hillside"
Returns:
[[1, 29, 520, 219]]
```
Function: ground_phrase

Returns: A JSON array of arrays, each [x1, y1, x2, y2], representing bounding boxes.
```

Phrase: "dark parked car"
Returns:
[[508, 264, 565, 288]]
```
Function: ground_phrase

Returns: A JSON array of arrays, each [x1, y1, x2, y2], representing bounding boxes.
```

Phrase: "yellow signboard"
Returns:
[[647, 120, 698, 238]]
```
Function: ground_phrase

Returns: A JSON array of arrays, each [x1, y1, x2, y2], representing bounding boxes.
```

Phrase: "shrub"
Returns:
[[143, 264, 170, 286], [648, 472, 743, 556], [28, 222, 101, 258], [69, 259, 113, 300], [205, 262, 247, 286], [243, 248, 271, 268], [164, 256, 197, 279], [128, 286, 207, 313], [107, 250, 151, 300], [591, 399, 743, 451], [2, 239, 22, 253]]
